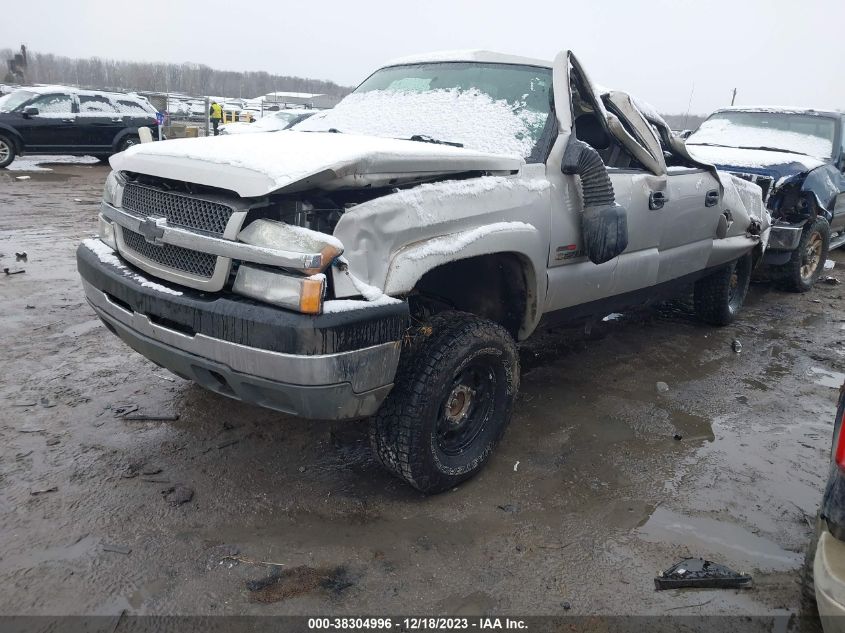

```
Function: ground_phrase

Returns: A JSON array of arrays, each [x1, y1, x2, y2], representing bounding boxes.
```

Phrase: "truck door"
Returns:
[[76, 94, 125, 152], [543, 53, 664, 313], [16, 92, 78, 150]]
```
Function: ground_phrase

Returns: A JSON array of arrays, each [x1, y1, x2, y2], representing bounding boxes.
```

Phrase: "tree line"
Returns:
[[1, 47, 353, 99]]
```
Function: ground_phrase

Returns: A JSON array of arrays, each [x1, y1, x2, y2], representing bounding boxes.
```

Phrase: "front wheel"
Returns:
[[116, 135, 140, 153], [774, 217, 830, 293], [369, 311, 520, 494], [693, 253, 753, 326], [0, 134, 16, 168]]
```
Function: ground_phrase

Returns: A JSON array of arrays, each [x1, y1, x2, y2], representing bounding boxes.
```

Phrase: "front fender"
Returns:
[[802, 164, 845, 217]]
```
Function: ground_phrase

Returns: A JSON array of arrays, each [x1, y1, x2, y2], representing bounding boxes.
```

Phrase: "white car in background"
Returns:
[[220, 109, 318, 135]]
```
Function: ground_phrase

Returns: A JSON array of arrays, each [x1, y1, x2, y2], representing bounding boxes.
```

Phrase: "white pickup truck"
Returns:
[[77, 50, 769, 493]]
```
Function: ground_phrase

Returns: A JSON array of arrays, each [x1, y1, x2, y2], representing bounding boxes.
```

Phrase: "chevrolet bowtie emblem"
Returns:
[[139, 217, 166, 244]]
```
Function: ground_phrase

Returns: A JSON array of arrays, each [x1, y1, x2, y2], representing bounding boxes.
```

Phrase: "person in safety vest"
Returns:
[[209, 101, 223, 136]]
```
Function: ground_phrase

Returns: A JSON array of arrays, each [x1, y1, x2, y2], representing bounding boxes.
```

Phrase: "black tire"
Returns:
[[117, 135, 140, 153], [369, 311, 520, 494], [693, 253, 752, 326], [0, 134, 16, 168], [774, 217, 830, 293], [94, 155, 111, 164]]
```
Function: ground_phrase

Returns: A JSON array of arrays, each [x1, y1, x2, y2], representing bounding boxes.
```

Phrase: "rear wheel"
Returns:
[[775, 217, 830, 293], [369, 311, 519, 494], [0, 135, 16, 168], [693, 253, 752, 326]]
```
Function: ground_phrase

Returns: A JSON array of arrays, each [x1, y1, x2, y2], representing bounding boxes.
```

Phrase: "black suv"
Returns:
[[0, 86, 160, 168]]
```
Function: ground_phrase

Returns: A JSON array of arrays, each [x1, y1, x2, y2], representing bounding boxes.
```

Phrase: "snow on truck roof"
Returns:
[[714, 105, 841, 118], [384, 50, 552, 69]]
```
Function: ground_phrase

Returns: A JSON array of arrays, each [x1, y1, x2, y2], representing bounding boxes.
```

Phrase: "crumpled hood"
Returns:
[[110, 131, 523, 197], [686, 144, 825, 183]]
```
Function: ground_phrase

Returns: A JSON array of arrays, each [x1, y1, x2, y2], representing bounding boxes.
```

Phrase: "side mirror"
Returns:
[[22, 106, 39, 118], [561, 138, 629, 265]]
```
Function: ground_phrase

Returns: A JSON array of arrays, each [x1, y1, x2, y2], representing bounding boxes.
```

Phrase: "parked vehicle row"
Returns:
[[76, 49, 769, 494], [0, 86, 159, 167]]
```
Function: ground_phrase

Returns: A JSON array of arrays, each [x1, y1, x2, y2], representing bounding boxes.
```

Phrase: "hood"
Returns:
[[110, 131, 523, 197], [686, 144, 826, 182]]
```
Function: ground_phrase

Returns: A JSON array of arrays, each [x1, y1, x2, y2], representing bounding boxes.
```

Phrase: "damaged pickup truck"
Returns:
[[77, 50, 769, 493], [686, 107, 845, 291]]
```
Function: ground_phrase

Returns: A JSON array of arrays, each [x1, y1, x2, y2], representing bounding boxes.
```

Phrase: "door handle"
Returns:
[[705, 190, 720, 207], [649, 191, 668, 210]]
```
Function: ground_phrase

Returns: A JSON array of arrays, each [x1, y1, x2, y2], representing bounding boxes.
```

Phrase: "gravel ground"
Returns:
[[1, 158, 843, 628]]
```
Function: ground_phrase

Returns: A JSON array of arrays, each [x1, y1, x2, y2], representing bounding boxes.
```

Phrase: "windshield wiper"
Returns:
[[736, 145, 810, 157], [405, 134, 464, 148]]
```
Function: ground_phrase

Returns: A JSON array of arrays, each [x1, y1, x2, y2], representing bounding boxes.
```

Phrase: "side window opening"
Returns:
[[568, 71, 640, 170]]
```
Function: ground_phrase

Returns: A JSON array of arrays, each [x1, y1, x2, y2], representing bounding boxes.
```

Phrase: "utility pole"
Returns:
[[730, 88, 737, 106]]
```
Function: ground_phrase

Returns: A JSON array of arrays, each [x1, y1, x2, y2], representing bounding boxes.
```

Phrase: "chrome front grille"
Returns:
[[122, 227, 217, 278], [122, 183, 234, 235]]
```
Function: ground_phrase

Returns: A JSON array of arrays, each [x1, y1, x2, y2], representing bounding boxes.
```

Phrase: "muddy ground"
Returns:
[[1, 158, 843, 625]]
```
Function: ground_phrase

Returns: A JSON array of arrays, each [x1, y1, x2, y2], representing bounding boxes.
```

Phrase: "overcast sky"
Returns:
[[3, 0, 843, 114]]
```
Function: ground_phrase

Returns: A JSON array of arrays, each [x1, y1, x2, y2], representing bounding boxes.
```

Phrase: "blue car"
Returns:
[[687, 107, 845, 292]]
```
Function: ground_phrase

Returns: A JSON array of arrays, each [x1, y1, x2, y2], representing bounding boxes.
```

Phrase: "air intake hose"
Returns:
[[561, 138, 629, 265]]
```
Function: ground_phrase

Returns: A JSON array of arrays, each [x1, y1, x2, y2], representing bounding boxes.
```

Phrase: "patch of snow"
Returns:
[[6, 155, 100, 172], [322, 295, 402, 313], [15, 175, 30, 180], [82, 239, 183, 296], [405, 221, 535, 261], [293, 87, 547, 159], [825, 260, 836, 270], [686, 144, 825, 171], [388, 176, 549, 226], [602, 313, 624, 322]]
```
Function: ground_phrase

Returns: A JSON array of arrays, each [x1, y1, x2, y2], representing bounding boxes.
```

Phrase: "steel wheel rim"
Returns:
[[801, 231, 823, 280], [0, 140, 9, 163], [436, 361, 496, 456]]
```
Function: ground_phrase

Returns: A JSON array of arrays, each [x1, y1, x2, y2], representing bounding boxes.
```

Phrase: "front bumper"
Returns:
[[77, 241, 409, 419], [816, 526, 845, 633]]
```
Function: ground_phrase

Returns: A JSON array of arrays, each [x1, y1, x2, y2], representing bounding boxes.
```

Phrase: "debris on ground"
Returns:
[[732, 339, 742, 353], [3, 267, 25, 275], [655, 558, 752, 590], [247, 565, 354, 603], [673, 433, 683, 441], [162, 485, 194, 505], [656, 382, 670, 393], [561, 601, 572, 610], [102, 543, 132, 555], [15, 175, 30, 181], [821, 276, 841, 285], [205, 544, 241, 570], [15, 252, 27, 262], [602, 313, 624, 322], [497, 504, 519, 513], [122, 413, 179, 422], [112, 404, 139, 418], [30, 486, 58, 496], [513, 461, 520, 472], [45, 438, 61, 447], [825, 260, 836, 270]]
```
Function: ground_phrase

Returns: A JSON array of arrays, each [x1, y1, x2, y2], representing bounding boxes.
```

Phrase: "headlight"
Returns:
[[237, 219, 343, 275], [98, 214, 118, 250], [233, 265, 325, 314], [102, 171, 125, 207]]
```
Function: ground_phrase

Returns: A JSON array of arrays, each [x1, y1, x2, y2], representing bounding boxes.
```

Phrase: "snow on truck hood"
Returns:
[[110, 132, 523, 198], [686, 144, 826, 173]]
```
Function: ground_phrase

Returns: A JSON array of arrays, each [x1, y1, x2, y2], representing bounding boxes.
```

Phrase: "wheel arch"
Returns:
[[0, 124, 24, 153], [387, 238, 543, 340]]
